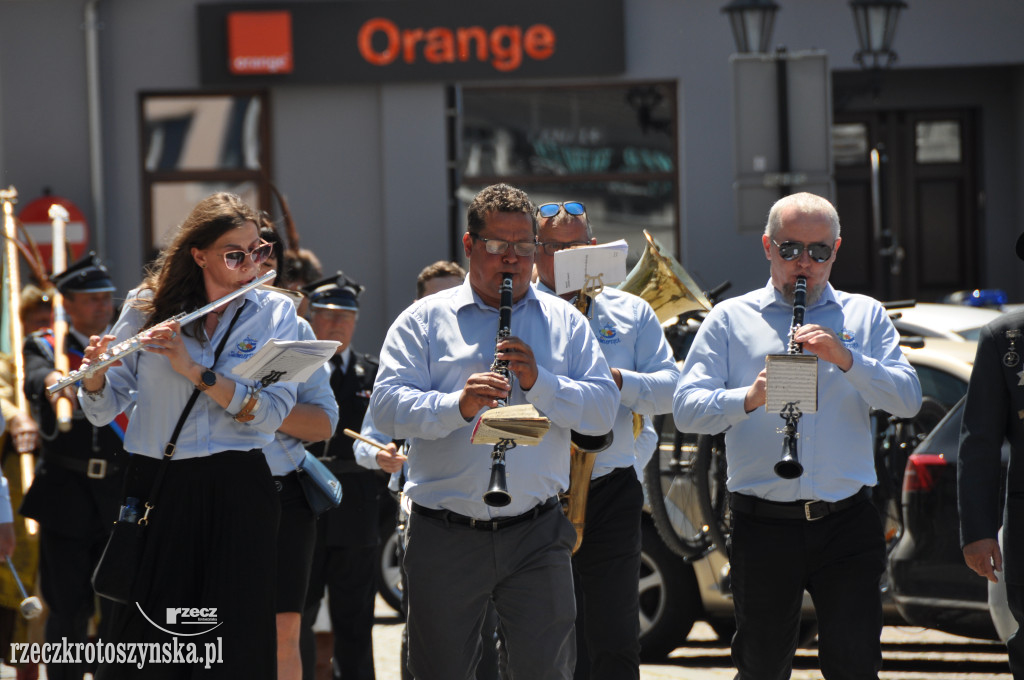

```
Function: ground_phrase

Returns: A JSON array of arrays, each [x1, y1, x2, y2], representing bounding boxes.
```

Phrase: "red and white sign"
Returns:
[[228, 11, 294, 74], [18, 196, 90, 271]]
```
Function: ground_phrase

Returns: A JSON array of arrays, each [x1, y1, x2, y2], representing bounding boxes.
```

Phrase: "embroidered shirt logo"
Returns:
[[228, 336, 260, 360], [597, 324, 620, 344], [840, 328, 857, 348]]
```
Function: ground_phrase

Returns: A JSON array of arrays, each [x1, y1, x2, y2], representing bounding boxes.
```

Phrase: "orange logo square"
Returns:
[[228, 11, 293, 75]]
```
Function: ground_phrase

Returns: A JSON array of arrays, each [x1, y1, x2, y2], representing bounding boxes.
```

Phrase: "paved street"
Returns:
[[2, 595, 1012, 678]]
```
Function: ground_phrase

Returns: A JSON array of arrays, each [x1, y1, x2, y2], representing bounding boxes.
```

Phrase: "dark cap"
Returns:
[[301, 271, 364, 311], [51, 252, 115, 295], [1017, 233, 1024, 262]]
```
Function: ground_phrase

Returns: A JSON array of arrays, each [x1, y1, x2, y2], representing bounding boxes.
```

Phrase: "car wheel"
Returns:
[[639, 518, 700, 662], [377, 518, 404, 616]]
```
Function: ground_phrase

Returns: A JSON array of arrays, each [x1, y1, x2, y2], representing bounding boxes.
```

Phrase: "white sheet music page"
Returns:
[[765, 354, 818, 414], [231, 338, 340, 385], [553, 240, 629, 295]]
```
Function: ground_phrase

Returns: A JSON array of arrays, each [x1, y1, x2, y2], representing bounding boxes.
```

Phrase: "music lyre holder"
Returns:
[[774, 401, 804, 479]]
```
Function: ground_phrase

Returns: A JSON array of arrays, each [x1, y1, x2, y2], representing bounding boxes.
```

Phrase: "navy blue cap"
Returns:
[[52, 252, 115, 295], [302, 272, 364, 311]]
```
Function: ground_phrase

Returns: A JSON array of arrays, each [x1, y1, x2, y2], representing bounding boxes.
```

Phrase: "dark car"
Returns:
[[887, 396, 1008, 640]]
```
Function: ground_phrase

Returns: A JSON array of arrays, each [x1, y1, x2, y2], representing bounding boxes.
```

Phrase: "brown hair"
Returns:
[[416, 260, 466, 299], [466, 183, 536, 236], [135, 192, 260, 339]]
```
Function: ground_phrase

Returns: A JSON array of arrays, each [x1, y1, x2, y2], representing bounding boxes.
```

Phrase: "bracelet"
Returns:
[[233, 387, 260, 423], [80, 380, 105, 398]]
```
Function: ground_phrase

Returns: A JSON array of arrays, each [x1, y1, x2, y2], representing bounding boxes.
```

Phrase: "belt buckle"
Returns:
[[469, 517, 499, 531], [804, 500, 826, 521], [86, 458, 107, 479]]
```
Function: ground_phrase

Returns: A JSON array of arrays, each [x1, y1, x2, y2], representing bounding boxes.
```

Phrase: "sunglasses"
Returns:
[[537, 201, 586, 219], [223, 241, 274, 270], [772, 239, 834, 263], [538, 241, 591, 256], [471, 235, 537, 257]]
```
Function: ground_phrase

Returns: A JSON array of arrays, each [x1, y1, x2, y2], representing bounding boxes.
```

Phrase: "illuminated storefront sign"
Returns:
[[199, 0, 624, 84]]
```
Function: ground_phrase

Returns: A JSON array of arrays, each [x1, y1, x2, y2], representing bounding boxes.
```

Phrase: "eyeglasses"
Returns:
[[538, 241, 591, 256], [471, 235, 537, 257], [537, 201, 586, 219], [772, 239, 834, 263], [222, 241, 274, 270]]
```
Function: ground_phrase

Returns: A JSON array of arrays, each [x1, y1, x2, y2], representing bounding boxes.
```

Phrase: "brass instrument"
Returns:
[[561, 431, 613, 553], [774, 276, 807, 479], [482, 275, 515, 507], [48, 204, 73, 432], [48, 270, 276, 394], [618, 230, 712, 324]]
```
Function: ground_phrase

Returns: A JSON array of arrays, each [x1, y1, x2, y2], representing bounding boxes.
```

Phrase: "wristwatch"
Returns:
[[196, 369, 217, 392]]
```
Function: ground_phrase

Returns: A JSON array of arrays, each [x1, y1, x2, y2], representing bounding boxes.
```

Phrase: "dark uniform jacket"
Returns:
[[309, 350, 380, 547], [959, 309, 1024, 584], [21, 329, 127, 539]]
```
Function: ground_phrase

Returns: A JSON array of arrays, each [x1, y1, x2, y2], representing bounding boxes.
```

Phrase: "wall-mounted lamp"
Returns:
[[722, 0, 779, 54], [850, 0, 907, 69]]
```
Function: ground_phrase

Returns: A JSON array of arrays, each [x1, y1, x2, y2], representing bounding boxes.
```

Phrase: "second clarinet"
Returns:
[[482, 275, 515, 507], [774, 275, 807, 479]]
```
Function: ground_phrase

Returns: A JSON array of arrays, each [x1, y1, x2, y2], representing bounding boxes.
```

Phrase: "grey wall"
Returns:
[[2, 0, 1024, 353]]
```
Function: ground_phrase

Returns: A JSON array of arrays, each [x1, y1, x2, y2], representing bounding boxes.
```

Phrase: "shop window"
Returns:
[[450, 82, 679, 267], [139, 91, 271, 258], [915, 121, 961, 164]]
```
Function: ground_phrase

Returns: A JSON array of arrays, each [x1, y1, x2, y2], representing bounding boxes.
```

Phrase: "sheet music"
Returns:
[[554, 240, 629, 294], [232, 338, 340, 385], [765, 354, 818, 414]]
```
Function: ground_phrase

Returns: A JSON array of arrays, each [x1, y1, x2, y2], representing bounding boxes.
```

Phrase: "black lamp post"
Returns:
[[722, 0, 779, 54], [850, 0, 907, 68]]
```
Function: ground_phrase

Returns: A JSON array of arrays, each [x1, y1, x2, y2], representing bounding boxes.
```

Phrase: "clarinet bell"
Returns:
[[774, 452, 803, 479], [483, 462, 512, 507]]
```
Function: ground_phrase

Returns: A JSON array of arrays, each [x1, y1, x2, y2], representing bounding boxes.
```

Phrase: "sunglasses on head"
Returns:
[[537, 201, 586, 219], [772, 239, 834, 263], [223, 241, 274, 270], [471, 234, 537, 257]]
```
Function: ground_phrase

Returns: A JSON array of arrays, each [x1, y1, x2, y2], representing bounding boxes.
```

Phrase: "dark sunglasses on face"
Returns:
[[223, 241, 274, 270], [772, 239, 834, 263], [536, 201, 586, 219], [471, 234, 537, 257], [538, 241, 591, 256]]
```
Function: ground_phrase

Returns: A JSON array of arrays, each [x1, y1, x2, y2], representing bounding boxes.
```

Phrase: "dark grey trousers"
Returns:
[[404, 504, 577, 680]]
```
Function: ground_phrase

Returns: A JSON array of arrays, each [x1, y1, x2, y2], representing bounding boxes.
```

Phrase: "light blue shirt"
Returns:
[[81, 288, 300, 460], [263, 318, 339, 476], [537, 283, 678, 479], [353, 407, 390, 471], [674, 281, 922, 502], [371, 279, 620, 519]]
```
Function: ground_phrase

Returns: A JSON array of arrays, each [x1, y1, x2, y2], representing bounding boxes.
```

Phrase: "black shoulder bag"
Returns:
[[93, 308, 244, 603]]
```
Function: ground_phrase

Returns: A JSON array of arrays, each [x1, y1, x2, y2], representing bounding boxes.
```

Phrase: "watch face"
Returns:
[[201, 370, 216, 387]]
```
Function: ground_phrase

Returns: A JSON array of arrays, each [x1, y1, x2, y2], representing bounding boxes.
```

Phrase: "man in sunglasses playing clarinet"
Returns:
[[674, 192, 921, 680], [533, 200, 678, 680], [371, 183, 619, 680]]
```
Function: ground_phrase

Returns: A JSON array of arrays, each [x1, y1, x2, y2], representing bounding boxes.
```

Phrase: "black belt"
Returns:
[[590, 465, 633, 491], [729, 486, 871, 522], [411, 497, 559, 531], [44, 454, 120, 480]]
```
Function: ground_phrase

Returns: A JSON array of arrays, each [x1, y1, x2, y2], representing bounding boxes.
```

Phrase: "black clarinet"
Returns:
[[482, 276, 515, 507], [774, 276, 807, 479]]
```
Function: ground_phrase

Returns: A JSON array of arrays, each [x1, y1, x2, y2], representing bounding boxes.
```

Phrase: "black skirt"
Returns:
[[273, 471, 316, 613], [96, 449, 280, 680]]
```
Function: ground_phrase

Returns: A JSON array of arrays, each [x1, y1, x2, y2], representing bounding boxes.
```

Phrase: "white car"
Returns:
[[889, 302, 1003, 342]]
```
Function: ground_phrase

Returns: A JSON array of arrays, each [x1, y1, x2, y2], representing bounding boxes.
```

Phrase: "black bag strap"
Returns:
[[140, 305, 246, 523]]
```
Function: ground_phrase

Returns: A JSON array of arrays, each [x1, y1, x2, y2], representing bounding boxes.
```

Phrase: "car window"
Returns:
[[914, 365, 969, 409]]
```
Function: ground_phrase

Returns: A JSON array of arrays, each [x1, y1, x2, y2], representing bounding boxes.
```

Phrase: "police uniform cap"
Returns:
[[301, 272, 364, 311], [51, 252, 115, 295]]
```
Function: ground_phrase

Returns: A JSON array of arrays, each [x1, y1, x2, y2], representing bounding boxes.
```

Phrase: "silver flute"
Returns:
[[47, 270, 276, 395]]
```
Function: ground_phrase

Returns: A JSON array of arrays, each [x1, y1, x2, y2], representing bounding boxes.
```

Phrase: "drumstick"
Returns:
[[342, 428, 391, 452]]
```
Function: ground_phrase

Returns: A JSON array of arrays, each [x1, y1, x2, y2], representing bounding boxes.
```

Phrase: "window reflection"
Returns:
[[916, 121, 961, 164], [833, 123, 869, 166], [143, 95, 263, 171]]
